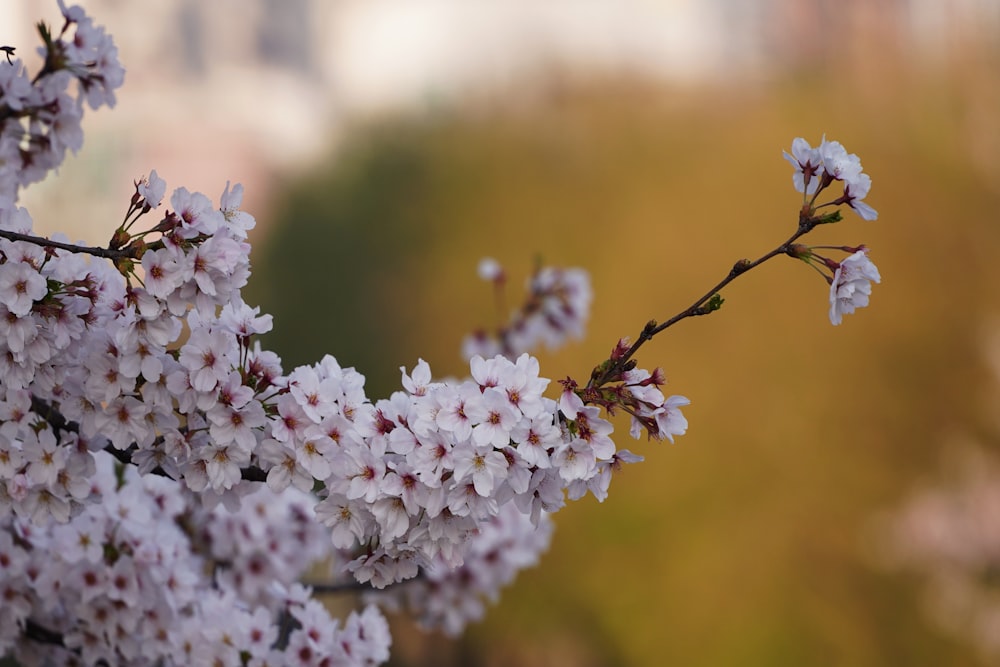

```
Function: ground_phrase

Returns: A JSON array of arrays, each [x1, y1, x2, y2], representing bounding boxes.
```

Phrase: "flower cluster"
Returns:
[[783, 135, 877, 221], [0, 176, 257, 520], [0, 162, 683, 661], [304, 352, 685, 590], [368, 502, 554, 637], [0, 0, 123, 203], [0, 450, 391, 665], [784, 243, 881, 326], [783, 136, 881, 325], [0, 7, 691, 660], [354, 287, 690, 628], [0, 6, 396, 662], [462, 258, 591, 361], [828, 248, 882, 325]]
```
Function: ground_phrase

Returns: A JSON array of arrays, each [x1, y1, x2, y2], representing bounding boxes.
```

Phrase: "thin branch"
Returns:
[[23, 618, 109, 667], [29, 394, 269, 483], [590, 220, 818, 388], [308, 580, 386, 595], [306, 570, 425, 596], [23, 618, 66, 646], [0, 228, 134, 260]]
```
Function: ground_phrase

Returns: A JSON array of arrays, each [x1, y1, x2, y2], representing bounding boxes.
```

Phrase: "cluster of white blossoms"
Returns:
[[784, 136, 878, 221], [306, 350, 686, 590], [0, 4, 694, 663], [0, 1, 123, 203], [462, 257, 592, 361], [367, 501, 554, 637], [828, 248, 881, 326], [783, 136, 882, 325], [1, 452, 391, 666]]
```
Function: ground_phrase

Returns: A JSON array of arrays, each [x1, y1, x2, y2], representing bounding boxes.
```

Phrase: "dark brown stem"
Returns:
[[29, 395, 268, 483], [24, 617, 111, 666], [23, 618, 66, 646], [307, 569, 425, 596], [0, 228, 137, 260], [590, 222, 817, 389]]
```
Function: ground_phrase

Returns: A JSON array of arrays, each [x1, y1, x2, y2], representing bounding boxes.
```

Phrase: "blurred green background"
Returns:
[[244, 42, 1000, 667]]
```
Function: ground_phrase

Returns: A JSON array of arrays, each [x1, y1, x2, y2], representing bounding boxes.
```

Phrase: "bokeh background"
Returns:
[[8, 1, 1000, 665]]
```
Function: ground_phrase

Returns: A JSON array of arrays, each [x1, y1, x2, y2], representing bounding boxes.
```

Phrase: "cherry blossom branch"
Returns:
[[0, 228, 138, 260], [588, 206, 845, 389], [588, 237, 795, 387], [586, 133, 884, 392], [22, 619, 74, 654], [307, 571, 424, 595], [29, 394, 269, 482]]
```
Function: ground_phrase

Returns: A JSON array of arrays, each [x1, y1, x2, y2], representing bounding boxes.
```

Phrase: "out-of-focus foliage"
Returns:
[[247, 49, 1000, 666]]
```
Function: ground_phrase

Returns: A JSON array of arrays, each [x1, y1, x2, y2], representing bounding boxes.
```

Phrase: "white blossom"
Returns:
[[829, 249, 881, 325]]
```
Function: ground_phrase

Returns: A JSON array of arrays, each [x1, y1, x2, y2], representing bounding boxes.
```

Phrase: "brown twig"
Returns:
[[0, 228, 136, 260], [29, 395, 269, 483], [588, 214, 829, 389]]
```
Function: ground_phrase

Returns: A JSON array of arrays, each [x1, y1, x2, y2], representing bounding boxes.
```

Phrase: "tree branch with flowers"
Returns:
[[0, 3, 882, 665]]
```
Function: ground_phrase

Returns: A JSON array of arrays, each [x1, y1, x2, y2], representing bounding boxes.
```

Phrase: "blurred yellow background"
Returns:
[[16, 1, 1000, 664]]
